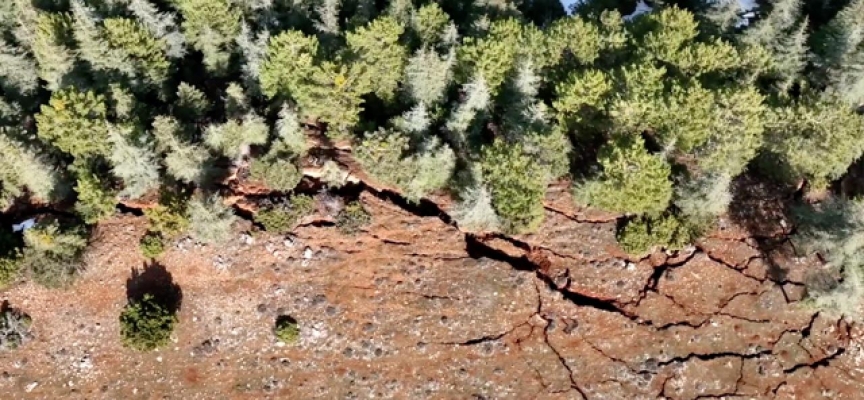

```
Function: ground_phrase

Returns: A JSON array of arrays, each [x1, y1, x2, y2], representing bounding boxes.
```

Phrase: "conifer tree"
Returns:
[[32, 12, 76, 91], [346, 16, 407, 101], [576, 134, 673, 216], [480, 140, 547, 233], [175, 0, 241, 74], [35, 89, 110, 159]]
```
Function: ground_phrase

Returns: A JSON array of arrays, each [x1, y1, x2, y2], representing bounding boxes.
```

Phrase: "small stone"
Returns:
[[257, 304, 268, 313], [25, 382, 38, 393], [275, 341, 285, 348], [303, 247, 314, 260], [156, 356, 163, 363]]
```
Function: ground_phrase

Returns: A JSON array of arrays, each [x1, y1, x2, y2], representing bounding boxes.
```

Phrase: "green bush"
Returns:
[[139, 232, 165, 258], [249, 157, 303, 192], [336, 201, 371, 235], [17, 220, 88, 288], [617, 214, 696, 256], [274, 315, 299, 344], [120, 293, 178, 351], [255, 195, 315, 234], [145, 192, 190, 238], [575, 135, 672, 217], [480, 141, 547, 234]]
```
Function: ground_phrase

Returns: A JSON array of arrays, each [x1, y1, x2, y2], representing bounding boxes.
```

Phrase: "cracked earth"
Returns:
[[1, 153, 863, 399]]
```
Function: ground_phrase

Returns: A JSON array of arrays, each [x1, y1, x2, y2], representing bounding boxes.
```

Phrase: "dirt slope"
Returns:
[[1, 182, 863, 399]]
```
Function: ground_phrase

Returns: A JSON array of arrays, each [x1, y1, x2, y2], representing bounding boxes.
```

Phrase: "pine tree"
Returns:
[[480, 140, 547, 233], [259, 30, 319, 100], [204, 114, 269, 160], [812, 0, 864, 105], [763, 98, 864, 189], [346, 16, 407, 101], [0, 39, 39, 96], [32, 12, 76, 91], [102, 17, 172, 86], [70, 0, 136, 79], [0, 129, 65, 207], [175, 0, 241, 74], [404, 47, 454, 106], [126, 0, 186, 58], [575, 134, 673, 216], [458, 18, 523, 94], [108, 125, 160, 199], [35, 89, 110, 159], [355, 129, 456, 202]]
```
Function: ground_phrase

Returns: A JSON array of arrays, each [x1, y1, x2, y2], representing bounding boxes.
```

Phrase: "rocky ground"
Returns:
[[1, 175, 863, 399]]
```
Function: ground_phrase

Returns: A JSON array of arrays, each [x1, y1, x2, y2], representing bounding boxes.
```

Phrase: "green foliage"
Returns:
[[204, 114, 269, 159], [255, 195, 315, 234], [274, 315, 299, 344], [480, 141, 547, 234], [346, 16, 407, 101], [74, 173, 117, 224], [32, 12, 75, 90], [458, 18, 522, 93], [249, 157, 302, 192], [188, 195, 236, 244], [793, 197, 864, 319], [0, 129, 65, 206], [576, 135, 672, 216], [336, 201, 371, 234], [108, 126, 160, 199], [355, 129, 455, 202], [145, 192, 189, 238], [102, 17, 171, 86], [120, 293, 177, 351], [404, 48, 454, 106], [259, 30, 319, 100], [35, 89, 109, 159], [762, 98, 864, 189], [617, 214, 695, 256], [139, 232, 165, 258], [175, 83, 211, 120], [18, 220, 88, 288], [176, 0, 240, 74], [411, 3, 452, 46]]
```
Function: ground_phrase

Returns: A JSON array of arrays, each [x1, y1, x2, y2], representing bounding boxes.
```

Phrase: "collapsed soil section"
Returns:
[[1, 181, 863, 399]]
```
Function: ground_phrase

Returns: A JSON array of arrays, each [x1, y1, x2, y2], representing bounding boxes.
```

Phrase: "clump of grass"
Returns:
[[336, 201, 371, 235], [255, 195, 315, 234]]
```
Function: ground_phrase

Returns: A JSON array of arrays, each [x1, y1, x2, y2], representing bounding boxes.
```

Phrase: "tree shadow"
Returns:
[[726, 173, 798, 283], [125, 262, 183, 314]]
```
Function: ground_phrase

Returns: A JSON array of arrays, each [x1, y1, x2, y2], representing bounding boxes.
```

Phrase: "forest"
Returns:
[[1, 0, 864, 343]]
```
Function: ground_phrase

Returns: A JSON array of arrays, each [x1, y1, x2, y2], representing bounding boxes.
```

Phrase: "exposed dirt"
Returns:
[[2, 167, 864, 399]]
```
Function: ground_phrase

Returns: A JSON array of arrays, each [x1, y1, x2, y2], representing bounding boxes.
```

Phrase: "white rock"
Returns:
[[303, 247, 314, 259], [25, 382, 38, 393], [156, 356, 163, 362]]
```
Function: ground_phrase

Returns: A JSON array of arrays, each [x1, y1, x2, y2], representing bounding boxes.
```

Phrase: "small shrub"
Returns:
[[0, 258, 19, 288], [274, 315, 299, 344], [0, 305, 32, 351], [145, 191, 190, 238], [617, 214, 695, 256], [336, 202, 371, 235], [255, 195, 315, 234], [575, 134, 672, 216], [139, 232, 165, 258], [319, 160, 348, 188], [480, 141, 547, 233], [18, 220, 88, 288], [74, 172, 117, 224], [188, 195, 237, 244], [120, 293, 178, 351], [249, 157, 302, 192]]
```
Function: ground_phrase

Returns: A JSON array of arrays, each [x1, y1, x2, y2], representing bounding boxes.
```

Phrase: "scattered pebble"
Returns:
[[25, 382, 38, 393]]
